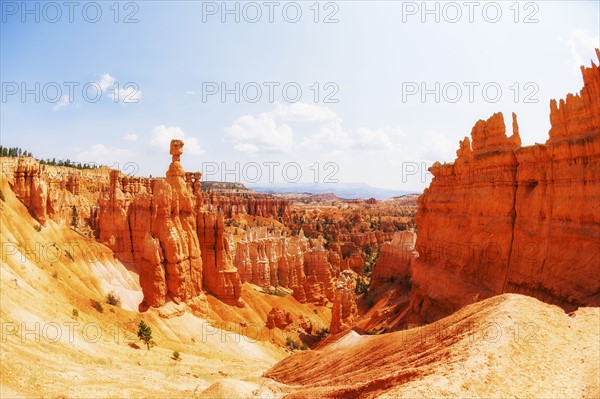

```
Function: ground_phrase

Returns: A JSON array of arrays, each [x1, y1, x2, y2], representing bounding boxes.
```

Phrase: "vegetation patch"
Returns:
[[261, 287, 287, 297], [106, 291, 121, 307]]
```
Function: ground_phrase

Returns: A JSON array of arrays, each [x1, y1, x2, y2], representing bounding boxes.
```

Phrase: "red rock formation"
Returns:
[[266, 307, 293, 329], [232, 227, 306, 300], [276, 233, 309, 302], [411, 53, 600, 324], [234, 227, 286, 287], [65, 174, 80, 195], [98, 170, 134, 260], [97, 140, 244, 309], [8, 158, 108, 231], [12, 158, 48, 224], [549, 50, 600, 141], [231, 228, 345, 304], [330, 269, 358, 334], [129, 141, 204, 309], [302, 236, 338, 304], [98, 142, 248, 308], [371, 231, 417, 288], [197, 211, 242, 305], [203, 193, 290, 220]]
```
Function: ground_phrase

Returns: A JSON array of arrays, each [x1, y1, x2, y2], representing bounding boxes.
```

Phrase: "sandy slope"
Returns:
[[266, 294, 600, 398]]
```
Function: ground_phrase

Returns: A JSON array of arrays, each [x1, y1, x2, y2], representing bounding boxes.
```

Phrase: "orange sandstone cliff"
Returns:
[[411, 51, 600, 324], [371, 230, 417, 289], [330, 269, 359, 334]]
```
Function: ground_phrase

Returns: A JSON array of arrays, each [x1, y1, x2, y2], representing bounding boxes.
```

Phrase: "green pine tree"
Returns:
[[137, 320, 154, 350]]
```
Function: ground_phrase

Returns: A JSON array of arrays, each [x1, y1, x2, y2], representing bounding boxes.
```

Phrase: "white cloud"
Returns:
[[224, 102, 339, 154], [417, 130, 456, 162], [52, 95, 70, 111], [355, 126, 401, 151], [225, 112, 293, 153], [185, 90, 196, 96], [272, 102, 337, 123], [110, 85, 142, 103], [299, 118, 353, 151], [566, 29, 600, 73], [225, 103, 408, 155], [233, 143, 259, 154], [149, 125, 204, 155], [94, 73, 142, 103], [122, 133, 139, 142], [97, 73, 116, 91], [75, 143, 135, 166]]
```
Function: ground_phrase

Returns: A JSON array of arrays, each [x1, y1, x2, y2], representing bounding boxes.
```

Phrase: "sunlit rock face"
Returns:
[[370, 231, 417, 289], [330, 269, 358, 334], [97, 139, 241, 310], [411, 51, 600, 324]]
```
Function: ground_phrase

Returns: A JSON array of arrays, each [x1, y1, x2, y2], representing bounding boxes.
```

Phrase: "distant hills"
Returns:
[[247, 182, 418, 200]]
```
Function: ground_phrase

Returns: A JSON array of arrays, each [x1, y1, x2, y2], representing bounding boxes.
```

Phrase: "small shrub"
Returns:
[[172, 351, 181, 361], [261, 287, 287, 297], [355, 277, 369, 295], [72, 309, 79, 319], [285, 337, 301, 350], [106, 291, 121, 307], [52, 271, 58, 279], [285, 338, 308, 351], [91, 299, 104, 313], [64, 250, 74, 261], [34, 224, 42, 232], [315, 327, 331, 338], [0, 188, 5, 202]]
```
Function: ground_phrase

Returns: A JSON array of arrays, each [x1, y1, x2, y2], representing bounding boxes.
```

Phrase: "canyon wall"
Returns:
[[8, 158, 108, 228], [203, 193, 290, 220], [371, 231, 417, 289], [232, 227, 343, 304], [411, 51, 600, 324], [234, 227, 305, 289]]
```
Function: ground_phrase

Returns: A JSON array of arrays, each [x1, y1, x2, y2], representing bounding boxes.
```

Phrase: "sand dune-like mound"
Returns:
[[266, 294, 600, 398]]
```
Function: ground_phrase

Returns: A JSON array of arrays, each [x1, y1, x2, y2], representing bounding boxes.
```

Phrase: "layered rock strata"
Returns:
[[371, 231, 417, 288], [411, 52, 600, 323], [330, 269, 359, 334]]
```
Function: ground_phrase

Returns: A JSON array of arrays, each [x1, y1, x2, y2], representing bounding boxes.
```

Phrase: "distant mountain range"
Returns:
[[247, 182, 418, 200]]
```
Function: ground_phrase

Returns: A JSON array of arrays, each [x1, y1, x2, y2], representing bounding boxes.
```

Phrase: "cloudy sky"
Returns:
[[1, 1, 598, 191]]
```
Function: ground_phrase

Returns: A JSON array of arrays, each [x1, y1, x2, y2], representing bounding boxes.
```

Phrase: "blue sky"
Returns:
[[1, 0, 599, 190]]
